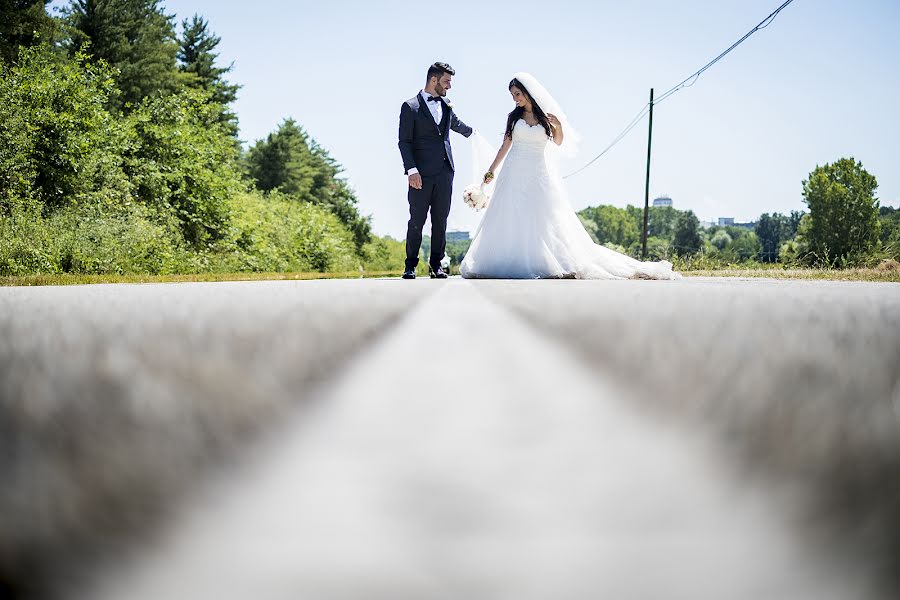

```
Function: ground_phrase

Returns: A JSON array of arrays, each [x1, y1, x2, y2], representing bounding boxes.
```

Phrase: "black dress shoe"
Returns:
[[429, 266, 448, 279], [402, 269, 416, 279]]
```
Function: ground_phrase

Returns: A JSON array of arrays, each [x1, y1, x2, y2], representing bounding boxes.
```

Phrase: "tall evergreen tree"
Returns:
[[246, 119, 316, 197], [177, 14, 239, 135], [178, 14, 237, 104], [0, 0, 58, 63], [246, 119, 371, 249], [64, 0, 178, 109]]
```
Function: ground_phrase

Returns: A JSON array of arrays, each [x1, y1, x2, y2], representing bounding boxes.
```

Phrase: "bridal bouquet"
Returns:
[[463, 184, 490, 211]]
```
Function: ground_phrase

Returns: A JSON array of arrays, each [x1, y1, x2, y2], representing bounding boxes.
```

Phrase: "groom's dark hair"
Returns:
[[427, 62, 455, 82]]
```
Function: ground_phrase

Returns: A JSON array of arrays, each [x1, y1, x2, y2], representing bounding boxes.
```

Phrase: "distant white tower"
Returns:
[[652, 195, 673, 207]]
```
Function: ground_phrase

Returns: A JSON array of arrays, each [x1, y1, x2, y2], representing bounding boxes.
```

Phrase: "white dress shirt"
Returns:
[[408, 90, 444, 177], [422, 89, 444, 125]]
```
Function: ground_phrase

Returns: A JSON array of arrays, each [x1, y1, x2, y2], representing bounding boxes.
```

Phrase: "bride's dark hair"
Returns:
[[505, 78, 552, 140]]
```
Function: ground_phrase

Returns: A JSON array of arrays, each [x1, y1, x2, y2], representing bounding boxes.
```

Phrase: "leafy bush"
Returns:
[[213, 191, 359, 273], [636, 236, 674, 261], [0, 203, 61, 275], [0, 201, 189, 276], [52, 203, 189, 274], [361, 235, 407, 272], [0, 45, 129, 213], [124, 88, 242, 245], [878, 207, 900, 261]]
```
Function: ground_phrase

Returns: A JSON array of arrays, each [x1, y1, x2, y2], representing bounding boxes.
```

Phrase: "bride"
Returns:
[[460, 73, 681, 280]]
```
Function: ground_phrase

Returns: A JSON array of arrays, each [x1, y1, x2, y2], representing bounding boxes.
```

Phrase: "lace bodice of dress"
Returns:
[[510, 118, 550, 154]]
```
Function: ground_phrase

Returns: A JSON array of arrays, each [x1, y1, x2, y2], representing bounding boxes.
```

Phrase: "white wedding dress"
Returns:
[[460, 119, 681, 280]]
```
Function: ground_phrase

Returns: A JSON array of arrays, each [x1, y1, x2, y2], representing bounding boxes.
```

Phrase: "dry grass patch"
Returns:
[[684, 260, 900, 282]]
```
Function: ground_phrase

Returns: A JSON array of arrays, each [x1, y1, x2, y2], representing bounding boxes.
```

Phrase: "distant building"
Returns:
[[718, 217, 735, 226], [653, 196, 673, 207], [447, 231, 470, 242]]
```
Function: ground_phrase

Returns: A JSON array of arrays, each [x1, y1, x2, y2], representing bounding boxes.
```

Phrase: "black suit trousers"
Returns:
[[405, 163, 453, 271]]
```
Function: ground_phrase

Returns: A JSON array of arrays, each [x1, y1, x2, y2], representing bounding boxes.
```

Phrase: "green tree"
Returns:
[[877, 206, 899, 243], [787, 209, 805, 238], [729, 231, 762, 262], [878, 206, 900, 260], [779, 213, 812, 264], [124, 87, 241, 244], [579, 205, 640, 248], [644, 236, 672, 260], [710, 228, 732, 250], [755, 212, 790, 263], [648, 205, 679, 239], [578, 212, 599, 243], [0, 0, 59, 63], [64, 0, 179, 110], [802, 157, 880, 265], [177, 14, 239, 136], [445, 238, 473, 267], [0, 43, 126, 213], [246, 119, 319, 197], [246, 119, 371, 249], [672, 210, 701, 256], [361, 235, 408, 272]]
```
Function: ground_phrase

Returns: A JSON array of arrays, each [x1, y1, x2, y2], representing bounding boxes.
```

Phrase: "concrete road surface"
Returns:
[[1, 277, 898, 599]]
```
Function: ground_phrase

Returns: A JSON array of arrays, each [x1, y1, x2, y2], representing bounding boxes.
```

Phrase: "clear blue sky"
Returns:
[[53, 0, 900, 238]]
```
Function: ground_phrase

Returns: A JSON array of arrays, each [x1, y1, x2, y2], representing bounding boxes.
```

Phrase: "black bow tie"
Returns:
[[427, 96, 442, 102]]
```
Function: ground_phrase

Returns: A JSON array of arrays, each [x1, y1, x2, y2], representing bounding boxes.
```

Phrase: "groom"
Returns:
[[398, 61, 473, 279]]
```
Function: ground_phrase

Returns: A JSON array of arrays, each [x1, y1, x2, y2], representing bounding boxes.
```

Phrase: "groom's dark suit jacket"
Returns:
[[398, 92, 473, 176]]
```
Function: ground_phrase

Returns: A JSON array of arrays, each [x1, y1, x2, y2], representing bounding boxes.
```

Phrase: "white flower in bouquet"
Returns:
[[463, 184, 490, 211]]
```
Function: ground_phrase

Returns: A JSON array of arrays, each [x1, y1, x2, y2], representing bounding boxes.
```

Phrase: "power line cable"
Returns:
[[563, 0, 796, 179], [654, 0, 795, 106], [562, 102, 651, 179]]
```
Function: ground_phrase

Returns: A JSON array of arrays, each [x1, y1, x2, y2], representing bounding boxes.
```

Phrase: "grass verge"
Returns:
[[0, 271, 403, 287], [3, 264, 900, 286], [682, 266, 900, 282]]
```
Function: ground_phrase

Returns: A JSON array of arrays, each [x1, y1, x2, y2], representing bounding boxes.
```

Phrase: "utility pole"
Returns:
[[641, 88, 654, 260]]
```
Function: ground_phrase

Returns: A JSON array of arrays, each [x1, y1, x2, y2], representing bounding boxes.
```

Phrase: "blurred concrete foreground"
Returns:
[[1, 277, 899, 599]]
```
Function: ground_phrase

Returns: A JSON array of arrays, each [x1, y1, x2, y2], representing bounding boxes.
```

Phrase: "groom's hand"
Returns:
[[408, 173, 422, 190]]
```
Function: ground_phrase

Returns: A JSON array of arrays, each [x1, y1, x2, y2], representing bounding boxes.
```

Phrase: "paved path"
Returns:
[[1, 278, 898, 599]]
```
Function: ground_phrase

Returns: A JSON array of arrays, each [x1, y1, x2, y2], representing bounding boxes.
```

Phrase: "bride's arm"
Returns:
[[547, 113, 564, 146], [483, 136, 512, 184]]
